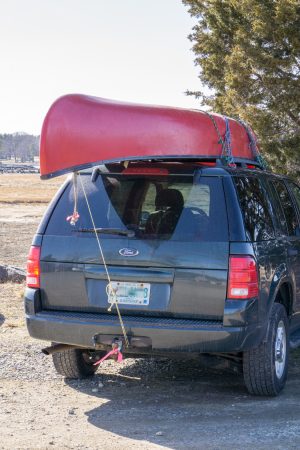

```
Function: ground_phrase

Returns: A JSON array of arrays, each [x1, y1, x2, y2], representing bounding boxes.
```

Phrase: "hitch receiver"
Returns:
[[93, 333, 152, 350]]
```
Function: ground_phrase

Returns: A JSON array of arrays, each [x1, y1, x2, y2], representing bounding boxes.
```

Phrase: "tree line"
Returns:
[[0, 133, 39, 163]]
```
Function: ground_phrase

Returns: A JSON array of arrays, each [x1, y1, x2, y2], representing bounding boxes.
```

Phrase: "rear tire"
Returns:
[[243, 303, 289, 396], [52, 347, 98, 379]]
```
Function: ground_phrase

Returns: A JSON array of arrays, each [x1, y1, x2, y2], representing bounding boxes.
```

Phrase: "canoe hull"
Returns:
[[40, 94, 255, 179]]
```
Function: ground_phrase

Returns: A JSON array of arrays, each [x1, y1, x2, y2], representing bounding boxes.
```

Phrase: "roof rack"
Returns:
[[90, 157, 267, 181], [123, 157, 268, 170]]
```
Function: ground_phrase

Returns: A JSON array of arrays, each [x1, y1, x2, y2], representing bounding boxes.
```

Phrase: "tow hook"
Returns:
[[93, 337, 124, 366], [111, 337, 123, 357]]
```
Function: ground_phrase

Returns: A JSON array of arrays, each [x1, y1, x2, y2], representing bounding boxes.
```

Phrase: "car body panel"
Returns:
[[25, 165, 300, 354]]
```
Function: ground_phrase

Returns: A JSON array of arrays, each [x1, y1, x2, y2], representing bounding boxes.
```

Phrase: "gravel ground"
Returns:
[[1, 281, 300, 450]]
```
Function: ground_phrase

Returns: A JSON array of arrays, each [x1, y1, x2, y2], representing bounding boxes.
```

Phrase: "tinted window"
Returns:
[[266, 180, 288, 236], [272, 180, 299, 236], [234, 176, 275, 241], [288, 182, 300, 213], [46, 174, 228, 242]]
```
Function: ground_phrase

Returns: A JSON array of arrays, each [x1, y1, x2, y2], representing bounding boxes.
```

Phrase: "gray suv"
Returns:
[[25, 161, 300, 396]]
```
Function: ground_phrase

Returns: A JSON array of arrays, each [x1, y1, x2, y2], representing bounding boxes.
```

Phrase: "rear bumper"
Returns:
[[25, 308, 265, 354]]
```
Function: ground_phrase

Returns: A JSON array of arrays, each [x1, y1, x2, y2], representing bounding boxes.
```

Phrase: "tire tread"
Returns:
[[52, 348, 97, 379], [243, 303, 289, 396]]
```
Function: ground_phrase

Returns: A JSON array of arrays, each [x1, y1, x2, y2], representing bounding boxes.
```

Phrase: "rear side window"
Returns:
[[272, 180, 299, 236], [288, 181, 300, 213], [266, 180, 288, 236], [234, 176, 275, 241], [46, 173, 228, 242]]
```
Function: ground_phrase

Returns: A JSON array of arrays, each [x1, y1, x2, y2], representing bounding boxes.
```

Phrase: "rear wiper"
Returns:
[[77, 227, 135, 237]]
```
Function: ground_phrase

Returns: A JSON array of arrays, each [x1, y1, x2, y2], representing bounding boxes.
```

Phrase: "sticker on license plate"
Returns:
[[107, 282, 150, 306]]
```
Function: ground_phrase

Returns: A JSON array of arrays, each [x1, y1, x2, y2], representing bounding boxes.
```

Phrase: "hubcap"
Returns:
[[275, 320, 287, 379]]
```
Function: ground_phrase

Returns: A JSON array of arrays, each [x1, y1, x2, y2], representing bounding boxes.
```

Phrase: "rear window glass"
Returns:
[[46, 173, 228, 242], [234, 176, 275, 241]]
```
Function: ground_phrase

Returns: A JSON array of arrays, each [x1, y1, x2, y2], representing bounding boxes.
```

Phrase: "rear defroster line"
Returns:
[[77, 173, 130, 357]]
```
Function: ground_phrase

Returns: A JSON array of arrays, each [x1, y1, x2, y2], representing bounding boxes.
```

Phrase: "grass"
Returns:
[[0, 174, 67, 203], [0, 282, 26, 328]]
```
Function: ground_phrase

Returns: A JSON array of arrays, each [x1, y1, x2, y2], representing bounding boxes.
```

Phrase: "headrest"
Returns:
[[155, 189, 184, 210]]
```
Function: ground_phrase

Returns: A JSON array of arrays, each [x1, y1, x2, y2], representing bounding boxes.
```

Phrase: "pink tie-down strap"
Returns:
[[93, 348, 123, 366]]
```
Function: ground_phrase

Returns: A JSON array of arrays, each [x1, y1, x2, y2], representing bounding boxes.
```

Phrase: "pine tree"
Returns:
[[183, 0, 300, 177]]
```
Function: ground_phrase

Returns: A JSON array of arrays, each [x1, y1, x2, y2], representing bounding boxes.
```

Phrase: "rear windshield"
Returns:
[[46, 173, 228, 242]]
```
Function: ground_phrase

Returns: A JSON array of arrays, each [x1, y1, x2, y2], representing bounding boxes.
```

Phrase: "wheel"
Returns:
[[243, 303, 289, 396], [52, 347, 99, 379]]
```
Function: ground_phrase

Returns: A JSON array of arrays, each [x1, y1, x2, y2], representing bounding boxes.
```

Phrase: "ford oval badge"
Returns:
[[119, 248, 139, 257]]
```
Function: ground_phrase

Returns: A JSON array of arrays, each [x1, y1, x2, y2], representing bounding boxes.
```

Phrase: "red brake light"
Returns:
[[26, 246, 41, 288], [122, 167, 169, 176], [227, 256, 258, 299], [196, 162, 216, 167]]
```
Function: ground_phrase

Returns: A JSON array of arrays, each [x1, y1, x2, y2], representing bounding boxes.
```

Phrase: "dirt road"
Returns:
[[1, 176, 300, 449]]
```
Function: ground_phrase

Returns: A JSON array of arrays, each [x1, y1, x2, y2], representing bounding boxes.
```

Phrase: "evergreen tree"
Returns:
[[183, 0, 300, 177]]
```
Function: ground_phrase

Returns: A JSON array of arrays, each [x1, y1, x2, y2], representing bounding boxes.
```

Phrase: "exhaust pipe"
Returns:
[[42, 343, 80, 355]]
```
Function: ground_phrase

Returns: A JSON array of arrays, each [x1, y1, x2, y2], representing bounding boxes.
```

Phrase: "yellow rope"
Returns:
[[78, 173, 129, 348]]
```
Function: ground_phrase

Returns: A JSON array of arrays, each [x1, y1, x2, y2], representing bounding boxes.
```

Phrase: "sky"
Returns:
[[0, 0, 203, 135]]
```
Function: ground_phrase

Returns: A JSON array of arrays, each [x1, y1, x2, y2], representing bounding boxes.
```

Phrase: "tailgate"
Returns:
[[40, 171, 229, 320]]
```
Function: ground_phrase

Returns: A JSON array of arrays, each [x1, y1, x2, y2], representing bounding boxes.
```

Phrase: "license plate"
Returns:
[[107, 281, 150, 306]]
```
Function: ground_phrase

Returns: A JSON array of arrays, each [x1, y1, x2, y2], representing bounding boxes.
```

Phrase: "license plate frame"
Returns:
[[107, 281, 150, 306]]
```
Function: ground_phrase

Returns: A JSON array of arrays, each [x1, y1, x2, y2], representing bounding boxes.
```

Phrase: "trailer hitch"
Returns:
[[93, 333, 151, 350], [93, 337, 124, 366]]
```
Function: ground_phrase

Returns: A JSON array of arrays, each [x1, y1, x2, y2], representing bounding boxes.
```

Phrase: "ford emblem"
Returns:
[[119, 248, 139, 257]]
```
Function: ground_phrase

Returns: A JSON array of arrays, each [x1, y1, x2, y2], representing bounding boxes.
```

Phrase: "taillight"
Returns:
[[26, 246, 41, 288], [122, 167, 169, 176], [227, 256, 259, 299]]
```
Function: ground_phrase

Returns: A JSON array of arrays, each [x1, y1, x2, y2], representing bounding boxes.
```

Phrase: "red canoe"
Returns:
[[40, 94, 259, 179]]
